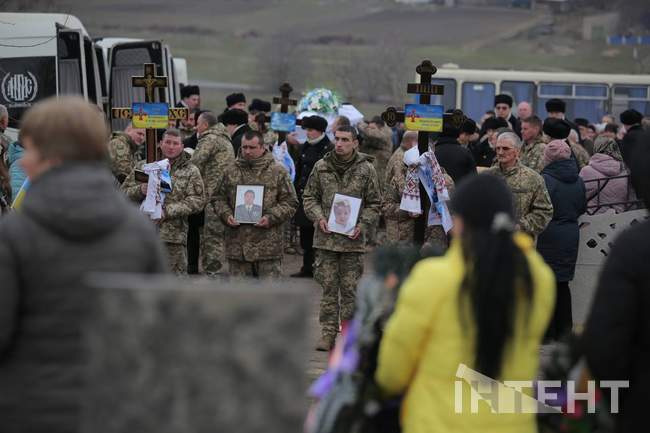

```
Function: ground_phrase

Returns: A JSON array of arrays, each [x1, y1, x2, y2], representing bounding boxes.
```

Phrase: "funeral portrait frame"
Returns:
[[328, 193, 362, 236], [234, 185, 265, 225]]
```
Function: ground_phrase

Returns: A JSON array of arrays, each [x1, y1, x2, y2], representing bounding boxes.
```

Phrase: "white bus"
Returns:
[[420, 65, 650, 124], [0, 13, 103, 139]]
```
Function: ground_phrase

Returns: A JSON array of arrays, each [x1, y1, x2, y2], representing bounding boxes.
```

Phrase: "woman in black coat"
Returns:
[[0, 97, 167, 433], [537, 139, 587, 341]]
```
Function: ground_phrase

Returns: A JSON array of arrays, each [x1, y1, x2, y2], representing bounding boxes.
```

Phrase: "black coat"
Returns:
[[537, 159, 586, 282], [0, 163, 168, 432], [231, 124, 253, 156], [293, 135, 333, 227], [582, 219, 650, 433], [507, 114, 522, 138], [433, 136, 477, 183], [469, 137, 496, 168]]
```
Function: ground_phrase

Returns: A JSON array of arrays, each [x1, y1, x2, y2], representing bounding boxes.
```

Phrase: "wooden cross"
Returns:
[[380, 59, 464, 244], [259, 82, 302, 145], [111, 63, 188, 163]]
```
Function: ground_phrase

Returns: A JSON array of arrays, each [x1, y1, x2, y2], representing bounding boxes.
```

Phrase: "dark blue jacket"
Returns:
[[537, 158, 587, 282]]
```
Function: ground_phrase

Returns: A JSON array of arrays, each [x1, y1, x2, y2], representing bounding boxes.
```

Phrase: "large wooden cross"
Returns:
[[111, 63, 188, 163], [259, 82, 302, 145], [381, 59, 464, 244]]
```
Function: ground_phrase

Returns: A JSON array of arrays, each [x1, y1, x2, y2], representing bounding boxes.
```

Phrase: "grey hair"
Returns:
[[497, 131, 522, 149], [568, 129, 579, 143], [0, 104, 7, 121]]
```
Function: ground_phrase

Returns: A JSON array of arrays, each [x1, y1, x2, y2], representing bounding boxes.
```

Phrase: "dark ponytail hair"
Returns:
[[451, 174, 533, 379]]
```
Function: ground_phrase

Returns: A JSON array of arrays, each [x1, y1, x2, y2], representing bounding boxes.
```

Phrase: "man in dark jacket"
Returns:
[[433, 112, 477, 184], [494, 94, 521, 137], [0, 96, 168, 433], [291, 115, 332, 278], [583, 130, 650, 433], [470, 117, 508, 168], [619, 109, 644, 168], [537, 140, 586, 340], [221, 108, 251, 156]]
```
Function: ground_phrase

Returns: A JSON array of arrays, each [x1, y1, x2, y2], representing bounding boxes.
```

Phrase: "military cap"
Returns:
[[301, 115, 328, 133], [226, 93, 246, 108], [545, 98, 566, 113], [543, 118, 571, 140], [620, 109, 643, 126], [494, 94, 513, 108]]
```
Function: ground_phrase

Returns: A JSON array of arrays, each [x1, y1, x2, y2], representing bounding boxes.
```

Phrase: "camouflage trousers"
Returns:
[[384, 221, 449, 253], [165, 242, 187, 276], [202, 205, 224, 275], [228, 259, 282, 278], [424, 225, 449, 254], [314, 249, 364, 340]]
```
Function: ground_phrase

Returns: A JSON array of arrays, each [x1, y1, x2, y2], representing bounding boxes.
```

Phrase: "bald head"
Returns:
[[517, 101, 532, 120], [401, 130, 418, 150]]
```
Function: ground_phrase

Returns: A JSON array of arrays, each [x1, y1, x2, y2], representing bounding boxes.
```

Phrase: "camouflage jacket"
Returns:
[[179, 126, 194, 142], [486, 163, 553, 238], [520, 136, 546, 173], [358, 122, 393, 192], [213, 152, 298, 261], [122, 152, 205, 245], [303, 150, 381, 253], [382, 149, 455, 243], [250, 122, 279, 148], [570, 142, 590, 170], [190, 123, 235, 199], [107, 132, 141, 184]]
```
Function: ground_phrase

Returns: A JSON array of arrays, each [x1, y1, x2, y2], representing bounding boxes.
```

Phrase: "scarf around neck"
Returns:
[[330, 150, 357, 175]]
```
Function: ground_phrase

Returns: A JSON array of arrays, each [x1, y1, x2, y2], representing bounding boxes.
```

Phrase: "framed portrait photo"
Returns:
[[327, 193, 362, 236], [234, 185, 265, 224]]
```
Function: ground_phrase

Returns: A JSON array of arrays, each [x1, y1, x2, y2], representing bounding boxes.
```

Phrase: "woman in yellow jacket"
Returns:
[[376, 174, 555, 433]]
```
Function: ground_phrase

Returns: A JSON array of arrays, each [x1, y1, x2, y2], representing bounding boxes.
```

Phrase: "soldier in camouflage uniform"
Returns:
[[107, 123, 145, 184], [383, 132, 455, 249], [358, 116, 393, 193], [520, 115, 546, 173], [122, 129, 205, 274], [248, 99, 278, 150], [303, 126, 381, 351], [213, 131, 297, 277], [191, 112, 236, 275], [486, 131, 553, 239], [0, 105, 10, 209]]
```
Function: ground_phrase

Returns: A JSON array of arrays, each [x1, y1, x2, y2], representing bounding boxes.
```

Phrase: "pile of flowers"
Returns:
[[297, 88, 342, 114]]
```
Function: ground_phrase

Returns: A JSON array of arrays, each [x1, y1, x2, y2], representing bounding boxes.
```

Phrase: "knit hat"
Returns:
[[226, 93, 246, 108], [545, 98, 566, 114], [450, 174, 515, 232], [620, 109, 643, 126], [543, 139, 571, 165], [301, 115, 328, 133], [219, 108, 248, 126], [494, 94, 513, 108], [543, 118, 571, 140]]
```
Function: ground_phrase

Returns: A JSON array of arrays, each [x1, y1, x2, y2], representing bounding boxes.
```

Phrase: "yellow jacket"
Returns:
[[376, 233, 555, 433]]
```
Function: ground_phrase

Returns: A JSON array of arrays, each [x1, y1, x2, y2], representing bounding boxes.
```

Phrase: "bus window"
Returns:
[[415, 79, 456, 111], [613, 85, 650, 116], [500, 81, 535, 116], [462, 82, 495, 123], [573, 85, 608, 123]]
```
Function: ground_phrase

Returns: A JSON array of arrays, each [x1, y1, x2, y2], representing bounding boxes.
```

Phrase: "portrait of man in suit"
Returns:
[[234, 187, 263, 224]]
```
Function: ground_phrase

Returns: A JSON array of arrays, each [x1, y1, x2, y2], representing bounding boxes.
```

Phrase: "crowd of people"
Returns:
[[0, 87, 648, 433]]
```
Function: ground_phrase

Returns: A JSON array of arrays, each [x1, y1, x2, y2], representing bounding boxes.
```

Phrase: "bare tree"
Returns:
[[257, 33, 312, 93]]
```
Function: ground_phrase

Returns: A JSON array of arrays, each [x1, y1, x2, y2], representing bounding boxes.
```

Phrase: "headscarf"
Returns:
[[593, 136, 623, 161], [543, 139, 571, 166]]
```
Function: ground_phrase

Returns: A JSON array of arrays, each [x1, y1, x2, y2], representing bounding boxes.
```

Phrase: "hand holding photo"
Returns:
[[327, 193, 362, 236], [234, 185, 264, 224]]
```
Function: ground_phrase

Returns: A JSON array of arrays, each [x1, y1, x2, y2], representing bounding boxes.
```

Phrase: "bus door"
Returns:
[[56, 26, 87, 97], [108, 40, 166, 131]]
